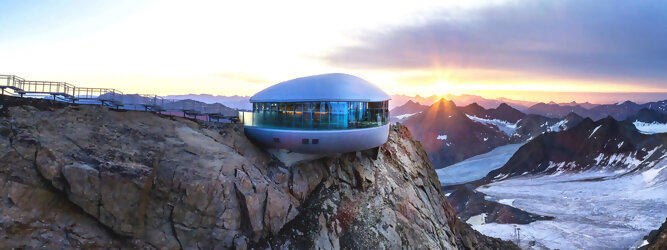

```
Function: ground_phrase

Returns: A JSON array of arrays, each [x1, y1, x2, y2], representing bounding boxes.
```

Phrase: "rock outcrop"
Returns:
[[639, 217, 667, 250], [0, 97, 516, 249], [446, 185, 553, 225]]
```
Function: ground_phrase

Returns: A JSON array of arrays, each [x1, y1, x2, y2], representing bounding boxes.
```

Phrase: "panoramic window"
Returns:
[[246, 101, 389, 130]]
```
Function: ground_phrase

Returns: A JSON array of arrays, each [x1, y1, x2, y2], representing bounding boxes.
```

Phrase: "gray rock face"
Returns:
[[0, 97, 516, 249]]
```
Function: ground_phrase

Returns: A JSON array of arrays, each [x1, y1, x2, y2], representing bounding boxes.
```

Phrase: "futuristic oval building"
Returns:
[[241, 73, 390, 154]]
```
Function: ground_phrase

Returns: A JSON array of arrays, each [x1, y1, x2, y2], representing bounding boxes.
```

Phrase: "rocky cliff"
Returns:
[[0, 97, 515, 249]]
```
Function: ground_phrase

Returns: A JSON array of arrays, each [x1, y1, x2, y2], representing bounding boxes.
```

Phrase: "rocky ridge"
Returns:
[[0, 97, 515, 249], [402, 99, 584, 168], [485, 116, 667, 181]]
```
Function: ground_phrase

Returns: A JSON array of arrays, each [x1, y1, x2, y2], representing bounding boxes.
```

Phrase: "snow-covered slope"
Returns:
[[465, 114, 518, 136], [437, 143, 524, 186], [474, 163, 667, 249], [439, 114, 667, 249], [633, 121, 667, 134], [485, 117, 667, 180]]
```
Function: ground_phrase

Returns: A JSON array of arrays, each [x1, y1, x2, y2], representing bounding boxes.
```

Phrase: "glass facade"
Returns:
[[242, 101, 389, 130]]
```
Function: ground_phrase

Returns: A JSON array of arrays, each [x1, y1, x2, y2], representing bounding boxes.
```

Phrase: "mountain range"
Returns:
[[390, 94, 534, 110], [399, 99, 585, 168], [485, 116, 667, 181], [525, 100, 667, 120], [437, 107, 667, 249], [392, 95, 667, 121], [164, 94, 252, 110]]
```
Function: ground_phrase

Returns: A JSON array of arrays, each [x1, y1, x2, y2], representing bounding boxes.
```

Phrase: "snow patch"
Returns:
[[589, 125, 602, 138], [642, 164, 667, 186], [394, 112, 419, 120], [633, 121, 667, 134], [548, 119, 568, 132], [498, 199, 515, 206], [466, 115, 518, 136], [466, 213, 487, 226]]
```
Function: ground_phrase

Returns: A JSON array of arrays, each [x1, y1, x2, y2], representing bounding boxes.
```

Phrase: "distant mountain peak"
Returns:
[[405, 100, 419, 105], [433, 98, 456, 107], [496, 103, 514, 110], [627, 108, 667, 123], [564, 112, 583, 120], [464, 102, 484, 109]]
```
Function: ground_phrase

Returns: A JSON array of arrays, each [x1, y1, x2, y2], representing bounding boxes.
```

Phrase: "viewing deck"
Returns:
[[0, 74, 240, 123]]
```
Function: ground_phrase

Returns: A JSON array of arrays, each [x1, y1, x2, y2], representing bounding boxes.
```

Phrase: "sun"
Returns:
[[436, 80, 450, 94]]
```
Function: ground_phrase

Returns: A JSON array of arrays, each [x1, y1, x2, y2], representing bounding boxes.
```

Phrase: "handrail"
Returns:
[[0, 73, 239, 122], [19, 80, 75, 96], [0, 75, 26, 90], [73, 87, 124, 100]]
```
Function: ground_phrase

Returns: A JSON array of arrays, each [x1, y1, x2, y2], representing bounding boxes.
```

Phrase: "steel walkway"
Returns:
[[0, 74, 239, 123]]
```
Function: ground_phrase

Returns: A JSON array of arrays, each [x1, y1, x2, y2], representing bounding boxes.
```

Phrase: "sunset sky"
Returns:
[[1, 0, 666, 103]]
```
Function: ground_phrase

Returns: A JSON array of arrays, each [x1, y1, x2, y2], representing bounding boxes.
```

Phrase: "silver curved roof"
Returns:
[[250, 73, 390, 102]]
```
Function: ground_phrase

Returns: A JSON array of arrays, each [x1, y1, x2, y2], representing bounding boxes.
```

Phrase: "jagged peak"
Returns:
[[464, 102, 484, 109], [433, 98, 456, 107], [423, 98, 460, 117], [564, 112, 583, 120], [579, 117, 596, 127], [496, 103, 518, 111]]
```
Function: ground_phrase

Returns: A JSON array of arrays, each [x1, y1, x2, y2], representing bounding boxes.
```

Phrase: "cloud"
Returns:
[[325, 0, 667, 85]]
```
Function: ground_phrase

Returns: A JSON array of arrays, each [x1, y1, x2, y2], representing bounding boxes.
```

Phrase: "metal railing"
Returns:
[[18, 80, 75, 98], [139, 94, 163, 106], [73, 87, 123, 101], [0, 74, 240, 123], [0, 75, 25, 91]]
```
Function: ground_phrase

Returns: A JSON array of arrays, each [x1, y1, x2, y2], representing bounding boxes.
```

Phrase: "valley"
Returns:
[[474, 168, 667, 249], [402, 98, 667, 249]]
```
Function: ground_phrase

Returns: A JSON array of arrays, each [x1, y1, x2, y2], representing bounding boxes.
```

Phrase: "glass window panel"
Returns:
[[248, 100, 389, 130]]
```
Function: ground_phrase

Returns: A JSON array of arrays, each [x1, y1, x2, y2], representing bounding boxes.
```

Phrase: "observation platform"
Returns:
[[0, 74, 239, 123]]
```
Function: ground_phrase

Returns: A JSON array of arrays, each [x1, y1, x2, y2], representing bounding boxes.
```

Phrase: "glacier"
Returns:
[[474, 166, 667, 250], [436, 143, 524, 186]]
